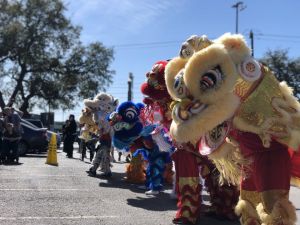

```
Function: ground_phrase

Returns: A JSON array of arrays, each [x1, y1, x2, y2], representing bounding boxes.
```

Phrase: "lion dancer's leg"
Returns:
[[88, 143, 104, 176], [236, 172, 262, 225], [255, 145, 296, 225], [164, 162, 174, 185], [145, 155, 166, 194], [200, 156, 239, 220], [172, 145, 201, 225], [126, 154, 145, 184], [126, 139, 146, 184], [99, 143, 112, 177], [236, 141, 296, 225]]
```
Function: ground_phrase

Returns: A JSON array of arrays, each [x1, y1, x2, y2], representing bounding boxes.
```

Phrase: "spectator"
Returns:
[[0, 112, 4, 163], [63, 114, 77, 158], [62, 119, 70, 153], [1, 107, 22, 163]]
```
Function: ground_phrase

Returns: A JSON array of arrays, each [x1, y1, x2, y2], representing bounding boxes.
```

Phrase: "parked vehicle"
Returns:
[[23, 119, 44, 128], [19, 120, 48, 156], [22, 119, 62, 149]]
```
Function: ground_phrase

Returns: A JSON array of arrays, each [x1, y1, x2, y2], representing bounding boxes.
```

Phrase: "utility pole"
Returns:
[[232, 1, 246, 33], [127, 72, 134, 101], [249, 30, 254, 57]]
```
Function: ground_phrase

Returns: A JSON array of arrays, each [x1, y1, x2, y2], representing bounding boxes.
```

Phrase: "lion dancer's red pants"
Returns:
[[172, 143, 201, 225], [231, 131, 297, 225], [172, 143, 239, 224], [200, 156, 239, 220]]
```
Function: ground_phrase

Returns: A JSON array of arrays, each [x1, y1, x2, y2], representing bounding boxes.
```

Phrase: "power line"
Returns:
[[256, 37, 300, 43], [109, 33, 300, 50], [256, 33, 300, 39], [113, 43, 182, 50], [112, 40, 183, 48]]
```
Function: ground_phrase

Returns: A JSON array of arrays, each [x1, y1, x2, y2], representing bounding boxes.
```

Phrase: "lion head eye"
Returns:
[[200, 66, 223, 91], [125, 108, 137, 121], [173, 70, 188, 99]]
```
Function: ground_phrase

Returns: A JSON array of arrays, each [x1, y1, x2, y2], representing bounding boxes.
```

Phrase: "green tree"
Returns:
[[0, 0, 114, 115], [260, 49, 300, 98]]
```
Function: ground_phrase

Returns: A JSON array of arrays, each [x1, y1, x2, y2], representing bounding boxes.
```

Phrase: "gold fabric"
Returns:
[[234, 66, 300, 147], [178, 177, 200, 191], [291, 176, 300, 188], [240, 189, 261, 208], [178, 177, 200, 220], [260, 189, 289, 213], [240, 189, 289, 214]]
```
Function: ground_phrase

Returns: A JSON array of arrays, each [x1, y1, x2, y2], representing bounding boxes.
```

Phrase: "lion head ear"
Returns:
[[113, 99, 119, 107], [216, 33, 251, 64]]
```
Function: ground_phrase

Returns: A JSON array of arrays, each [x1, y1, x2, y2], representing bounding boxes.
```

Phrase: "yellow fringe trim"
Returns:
[[209, 139, 250, 186], [291, 176, 300, 188], [257, 198, 297, 225]]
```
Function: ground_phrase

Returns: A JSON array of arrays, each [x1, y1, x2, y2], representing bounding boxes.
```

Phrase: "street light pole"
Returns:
[[127, 72, 134, 101], [249, 30, 254, 56], [232, 1, 246, 33]]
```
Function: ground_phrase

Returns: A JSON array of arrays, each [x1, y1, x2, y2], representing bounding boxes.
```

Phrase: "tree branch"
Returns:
[[7, 62, 27, 107]]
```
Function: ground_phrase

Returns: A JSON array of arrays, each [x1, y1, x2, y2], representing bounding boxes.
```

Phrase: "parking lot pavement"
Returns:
[[0, 146, 299, 225]]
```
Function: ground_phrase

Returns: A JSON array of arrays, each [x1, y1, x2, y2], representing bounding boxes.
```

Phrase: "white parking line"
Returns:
[[0, 215, 118, 220], [0, 188, 89, 191], [0, 174, 87, 177]]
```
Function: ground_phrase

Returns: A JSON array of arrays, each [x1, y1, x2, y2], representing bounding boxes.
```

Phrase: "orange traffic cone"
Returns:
[[46, 133, 58, 166]]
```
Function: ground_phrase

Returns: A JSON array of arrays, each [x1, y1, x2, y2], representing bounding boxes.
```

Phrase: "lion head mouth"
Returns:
[[172, 99, 207, 122]]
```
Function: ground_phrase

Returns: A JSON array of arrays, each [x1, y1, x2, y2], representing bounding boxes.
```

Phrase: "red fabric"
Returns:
[[129, 137, 154, 152], [172, 144, 201, 224], [129, 137, 144, 153], [289, 149, 300, 181], [172, 145, 199, 178], [200, 156, 239, 220], [230, 131, 291, 192]]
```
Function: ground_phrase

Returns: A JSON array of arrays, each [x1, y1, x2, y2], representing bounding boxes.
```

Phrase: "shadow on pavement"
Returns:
[[23, 154, 47, 158], [97, 171, 146, 192], [98, 171, 178, 195], [1, 162, 23, 166], [127, 193, 177, 211], [195, 216, 240, 225]]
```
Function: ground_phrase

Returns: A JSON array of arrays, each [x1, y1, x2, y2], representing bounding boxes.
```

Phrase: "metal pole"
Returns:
[[236, 6, 239, 33], [249, 30, 254, 56], [232, 2, 246, 34], [127, 73, 133, 101]]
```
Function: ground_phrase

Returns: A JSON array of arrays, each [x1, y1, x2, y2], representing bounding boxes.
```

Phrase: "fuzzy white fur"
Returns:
[[165, 57, 188, 101], [170, 93, 240, 143], [257, 198, 297, 225], [235, 199, 261, 225]]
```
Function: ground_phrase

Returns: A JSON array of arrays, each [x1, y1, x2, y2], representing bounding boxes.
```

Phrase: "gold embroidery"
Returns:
[[240, 190, 261, 207]]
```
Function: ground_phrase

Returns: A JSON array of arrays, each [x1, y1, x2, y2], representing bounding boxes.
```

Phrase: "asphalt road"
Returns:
[[0, 146, 299, 225]]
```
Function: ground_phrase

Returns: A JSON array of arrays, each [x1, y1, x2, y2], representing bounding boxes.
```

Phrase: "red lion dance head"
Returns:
[[140, 60, 172, 128]]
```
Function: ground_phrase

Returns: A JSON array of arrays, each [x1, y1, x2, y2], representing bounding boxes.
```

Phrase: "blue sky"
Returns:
[[52, 0, 300, 121]]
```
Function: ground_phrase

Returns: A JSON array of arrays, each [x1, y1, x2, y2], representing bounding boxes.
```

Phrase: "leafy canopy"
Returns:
[[0, 0, 115, 114], [260, 49, 300, 98]]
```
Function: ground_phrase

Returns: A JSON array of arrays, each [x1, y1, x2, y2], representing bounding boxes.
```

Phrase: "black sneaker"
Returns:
[[86, 168, 96, 177]]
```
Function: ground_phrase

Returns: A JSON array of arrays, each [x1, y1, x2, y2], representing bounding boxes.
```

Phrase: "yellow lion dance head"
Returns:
[[165, 33, 300, 151]]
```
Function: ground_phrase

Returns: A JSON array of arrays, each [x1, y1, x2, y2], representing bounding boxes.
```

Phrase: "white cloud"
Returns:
[[64, 0, 183, 36]]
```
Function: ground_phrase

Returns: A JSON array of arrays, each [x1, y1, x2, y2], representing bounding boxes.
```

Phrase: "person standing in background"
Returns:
[[0, 112, 4, 164], [1, 107, 22, 163], [64, 114, 77, 158]]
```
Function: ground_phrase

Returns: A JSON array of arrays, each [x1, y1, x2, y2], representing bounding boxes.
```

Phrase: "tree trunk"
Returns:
[[8, 66, 27, 107], [19, 101, 30, 118], [0, 91, 6, 110], [19, 94, 34, 118]]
